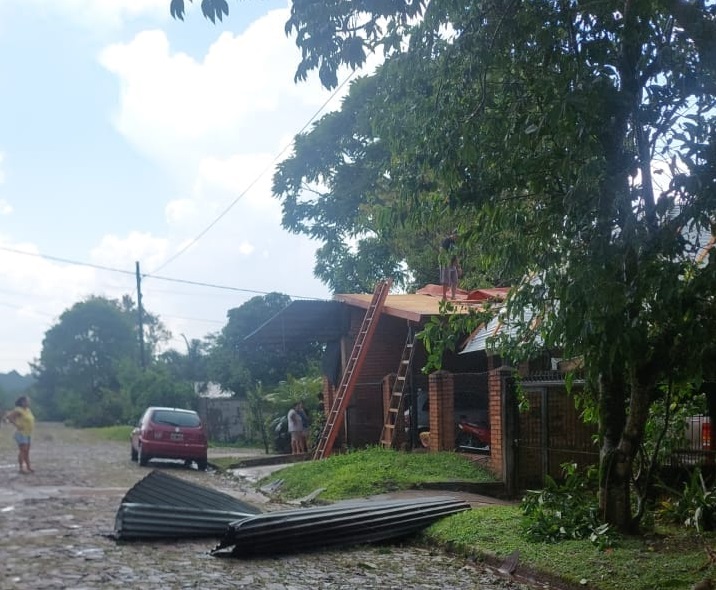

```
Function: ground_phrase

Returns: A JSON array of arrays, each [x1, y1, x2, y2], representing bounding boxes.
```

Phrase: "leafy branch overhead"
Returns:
[[170, 0, 229, 23]]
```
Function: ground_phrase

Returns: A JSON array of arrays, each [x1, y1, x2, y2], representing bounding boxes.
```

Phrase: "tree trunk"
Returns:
[[599, 368, 654, 533]]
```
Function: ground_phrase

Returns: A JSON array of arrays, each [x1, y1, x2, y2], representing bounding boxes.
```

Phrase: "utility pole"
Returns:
[[136, 261, 146, 369]]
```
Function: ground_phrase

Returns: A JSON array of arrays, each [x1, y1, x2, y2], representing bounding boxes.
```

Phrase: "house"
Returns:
[[245, 283, 599, 496]]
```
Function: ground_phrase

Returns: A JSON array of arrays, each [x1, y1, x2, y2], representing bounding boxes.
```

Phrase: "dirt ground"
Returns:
[[0, 422, 536, 590]]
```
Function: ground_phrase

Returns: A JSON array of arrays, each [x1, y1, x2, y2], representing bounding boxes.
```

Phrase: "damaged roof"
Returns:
[[243, 285, 510, 346], [336, 285, 510, 323]]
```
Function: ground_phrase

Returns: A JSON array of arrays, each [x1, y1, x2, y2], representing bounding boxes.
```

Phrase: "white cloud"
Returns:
[[98, 6, 336, 164], [237, 241, 254, 255], [196, 152, 282, 216], [91, 231, 170, 273]]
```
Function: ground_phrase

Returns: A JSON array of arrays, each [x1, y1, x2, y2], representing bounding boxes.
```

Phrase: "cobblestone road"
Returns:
[[0, 423, 534, 590]]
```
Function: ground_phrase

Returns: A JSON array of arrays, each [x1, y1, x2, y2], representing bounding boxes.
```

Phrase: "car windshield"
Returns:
[[151, 410, 201, 428]]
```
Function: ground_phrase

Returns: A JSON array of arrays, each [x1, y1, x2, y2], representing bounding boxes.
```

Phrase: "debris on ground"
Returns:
[[212, 496, 470, 557]]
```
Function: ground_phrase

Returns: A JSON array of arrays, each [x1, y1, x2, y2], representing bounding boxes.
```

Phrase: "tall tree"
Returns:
[[32, 295, 170, 425], [172, 0, 716, 531], [208, 293, 322, 396]]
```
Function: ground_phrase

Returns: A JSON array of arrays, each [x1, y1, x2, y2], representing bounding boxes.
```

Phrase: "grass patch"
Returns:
[[252, 448, 715, 589], [426, 507, 715, 589], [259, 446, 497, 501], [84, 424, 133, 442]]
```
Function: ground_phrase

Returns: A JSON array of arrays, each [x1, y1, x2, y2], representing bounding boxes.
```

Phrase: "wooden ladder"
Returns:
[[380, 325, 417, 449], [313, 279, 392, 460]]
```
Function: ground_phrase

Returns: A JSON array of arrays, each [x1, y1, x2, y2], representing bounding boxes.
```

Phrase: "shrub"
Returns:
[[659, 468, 716, 533], [520, 462, 617, 550]]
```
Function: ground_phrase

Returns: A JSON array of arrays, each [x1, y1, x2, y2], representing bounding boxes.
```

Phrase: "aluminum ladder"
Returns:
[[313, 279, 392, 460]]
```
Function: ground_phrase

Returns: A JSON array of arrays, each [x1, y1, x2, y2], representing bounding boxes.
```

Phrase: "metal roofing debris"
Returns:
[[120, 470, 261, 513], [113, 471, 470, 554], [113, 470, 261, 541], [114, 503, 256, 541], [212, 496, 470, 557]]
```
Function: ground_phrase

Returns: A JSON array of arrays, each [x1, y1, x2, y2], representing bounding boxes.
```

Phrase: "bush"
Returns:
[[520, 463, 616, 550], [659, 468, 716, 532]]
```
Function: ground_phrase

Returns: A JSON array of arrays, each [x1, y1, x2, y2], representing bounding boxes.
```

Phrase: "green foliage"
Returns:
[[59, 386, 133, 428], [417, 300, 493, 373], [260, 446, 497, 501], [31, 296, 142, 423], [207, 293, 321, 396], [659, 469, 716, 533], [263, 374, 323, 452], [177, 0, 716, 532], [117, 361, 197, 423], [521, 463, 617, 549]]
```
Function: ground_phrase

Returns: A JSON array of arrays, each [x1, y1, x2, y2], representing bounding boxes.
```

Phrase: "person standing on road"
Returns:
[[288, 401, 306, 455], [5, 395, 35, 473]]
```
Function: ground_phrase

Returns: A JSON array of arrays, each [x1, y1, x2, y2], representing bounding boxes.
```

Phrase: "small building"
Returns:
[[245, 284, 599, 496]]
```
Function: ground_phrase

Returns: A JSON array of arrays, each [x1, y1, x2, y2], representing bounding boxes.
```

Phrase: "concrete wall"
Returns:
[[197, 397, 253, 443]]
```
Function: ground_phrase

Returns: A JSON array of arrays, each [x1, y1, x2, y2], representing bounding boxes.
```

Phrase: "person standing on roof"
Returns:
[[439, 229, 461, 300]]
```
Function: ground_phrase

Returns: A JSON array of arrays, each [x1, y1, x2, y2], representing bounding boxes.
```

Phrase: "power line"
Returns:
[[147, 69, 359, 276], [0, 245, 136, 277], [0, 245, 324, 301]]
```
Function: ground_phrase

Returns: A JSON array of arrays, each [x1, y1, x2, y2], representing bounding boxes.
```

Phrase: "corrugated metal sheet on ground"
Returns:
[[114, 503, 256, 540], [113, 470, 262, 541], [120, 469, 261, 513], [212, 496, 470, 557]]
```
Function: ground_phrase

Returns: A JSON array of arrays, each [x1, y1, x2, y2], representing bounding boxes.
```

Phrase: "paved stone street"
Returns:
[[0, 423, 534, 590]]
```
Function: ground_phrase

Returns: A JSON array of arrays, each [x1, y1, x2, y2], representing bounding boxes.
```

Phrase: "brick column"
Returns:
[[487, 356, 503, 477], [428, 371, 454, 452]]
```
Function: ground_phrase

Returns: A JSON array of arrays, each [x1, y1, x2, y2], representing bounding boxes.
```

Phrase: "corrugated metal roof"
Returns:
[[114, 503, 256, 541], [113, 470, 262, 541], [337, 285, 509, 323], [460, 307, 540, 354], [120, 470, 261, 513], [212, 496, 470, 557], [243, 300, 346, 346]]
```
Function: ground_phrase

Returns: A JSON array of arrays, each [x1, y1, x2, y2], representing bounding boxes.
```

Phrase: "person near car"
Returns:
[[5, 395, 35, 473], [288, 401, 306, 454]]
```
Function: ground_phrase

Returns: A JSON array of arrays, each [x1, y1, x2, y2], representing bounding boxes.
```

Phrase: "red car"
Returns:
[[130, 407, 208, 470]]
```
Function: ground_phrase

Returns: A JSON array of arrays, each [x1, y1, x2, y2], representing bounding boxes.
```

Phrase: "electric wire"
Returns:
[[0, 245, 325, 302], [146, 68, 359, 276]]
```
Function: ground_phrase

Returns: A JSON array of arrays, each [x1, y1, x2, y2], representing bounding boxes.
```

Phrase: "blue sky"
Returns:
[[0, 0, 371, 374]]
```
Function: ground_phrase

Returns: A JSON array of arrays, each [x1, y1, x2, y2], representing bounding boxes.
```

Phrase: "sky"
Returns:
[[0, 0, 372, 375]]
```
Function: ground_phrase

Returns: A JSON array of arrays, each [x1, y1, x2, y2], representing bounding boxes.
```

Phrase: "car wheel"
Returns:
[[131, 446, 138, 462], [138, 444, 149, 466], [196, 458, 208, 471]]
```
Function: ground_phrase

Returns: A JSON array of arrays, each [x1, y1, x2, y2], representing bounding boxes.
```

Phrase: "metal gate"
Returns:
[[512, 382, 599, 491]]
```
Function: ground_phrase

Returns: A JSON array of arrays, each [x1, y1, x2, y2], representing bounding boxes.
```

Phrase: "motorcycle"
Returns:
[[455, 417, 491, 453]]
